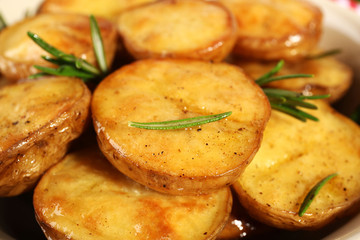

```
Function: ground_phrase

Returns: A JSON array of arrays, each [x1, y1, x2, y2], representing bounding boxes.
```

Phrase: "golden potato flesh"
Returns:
[[116, 0, 237, 62], [92, 59, 271, 195], [38, 0, 157, 21], [220, 0, 322, 61], [33, 147, 232, 240], [233, 101, 360, 230], [0, 77, 90, 196], [0, 13, 118, 81], [233, 55, 353, 103]]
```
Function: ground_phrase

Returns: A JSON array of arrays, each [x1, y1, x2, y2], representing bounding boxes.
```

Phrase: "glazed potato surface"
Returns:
[[234, 55, 353, 102], [0, 13, 118, 81], [39, 0, 157, 20], [34, 147, 232, 240], [92, 59, 271, 195], [0, 77, 90, 196], [116, 0, 237, 62], [220, 0, 322, 61], [233, 101, 360, 230]]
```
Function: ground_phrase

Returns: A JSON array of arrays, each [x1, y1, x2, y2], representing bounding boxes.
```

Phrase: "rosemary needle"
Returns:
[[298, 173, 338, 217], [128, 111, 232, 130]]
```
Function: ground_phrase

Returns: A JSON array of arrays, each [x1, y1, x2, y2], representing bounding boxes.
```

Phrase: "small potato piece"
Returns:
[[233, 101, 360, 230], [38, 0, 157, 21], [220, 0, 322, 61], [116, 0, 237, 62], [0, 13, 118, 81], [233, 55, 353, 102], [0, 77, 90, 196], [34, 147, 232, 240], [92, 59, 271, 195]]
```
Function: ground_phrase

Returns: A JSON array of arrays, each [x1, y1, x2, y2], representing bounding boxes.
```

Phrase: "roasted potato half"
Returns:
[[34, 147, 232, 240], [233, 55, 353, 103], [116, 0, 237, 62], [92, 59, 271, 195], [0, 77, 90, 197], [38, 0, 157, 21], [0, 13, 118, 81], [220, 0, 322, 61], [233, 101, 360, 230]]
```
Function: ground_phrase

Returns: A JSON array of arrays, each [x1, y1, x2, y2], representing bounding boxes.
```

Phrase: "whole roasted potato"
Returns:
[[0, 13, 118, 81], [233, 101, 360, 230], [34, 147, 232, 240], [92, 59, 271, 195], [0, 76, 91, 196]]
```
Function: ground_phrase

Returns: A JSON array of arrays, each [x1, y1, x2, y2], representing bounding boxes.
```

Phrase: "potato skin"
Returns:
[[34, 147, 232, 240], [0, 77, 90, 196], [233, 55, 353, 103], [233, 101, 360, 230], [0, 13, 118, 81], [92, 59, 270, 195], [116, 0, 237, 62], [220, 0, 322, 61]]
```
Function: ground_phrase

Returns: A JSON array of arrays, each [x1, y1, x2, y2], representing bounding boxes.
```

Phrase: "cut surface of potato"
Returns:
[[34, 147, 232, 240], [38, 0, 157, 21], [116, 0, 237, 62], [92, 59, 271, 195], [233, 55, 353, 102], [0, 77, 90, 196], [233, 101, 360, 230], [220, 0, 322, 61], [0, 13, 118, 81]]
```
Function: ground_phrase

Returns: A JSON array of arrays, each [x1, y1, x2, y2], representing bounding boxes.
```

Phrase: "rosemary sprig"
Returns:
[[298, 173, 338, 217], [0, 12, 7, 31], [256, 60, 330, 121], [28, 15, 107, 81], [128, 111, 232, 130], [305, 49, 341, 60]]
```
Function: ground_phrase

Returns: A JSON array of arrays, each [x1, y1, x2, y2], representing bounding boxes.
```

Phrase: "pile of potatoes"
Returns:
[[0, 0, 359, 239]]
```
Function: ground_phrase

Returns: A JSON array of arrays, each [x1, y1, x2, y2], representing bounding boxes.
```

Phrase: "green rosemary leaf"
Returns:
[[28, 72, 50, 79], [305, 49, 341, 60], [34, 65, 95, 80], [41, 56, 68, 65], [128, 111, 232, 130], [27, 32, 69, 59], [0, 12, 7, 31], [299, 94, 331, 100], [90, 15, 107, 73], [298, 173, 338, 217], [285, 97, 318, 109], [263, 88, 301, 98], [351, 105, 360, 125], [270, 102, 317, 122], [255, 60, 284, 86], [260, 73, 313, 85]]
